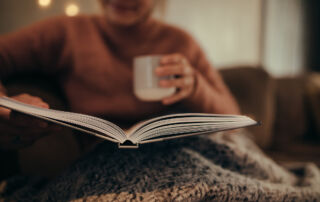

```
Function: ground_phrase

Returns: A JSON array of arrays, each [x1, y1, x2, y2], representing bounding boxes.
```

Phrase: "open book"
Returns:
[[0, 97, 258, 148]]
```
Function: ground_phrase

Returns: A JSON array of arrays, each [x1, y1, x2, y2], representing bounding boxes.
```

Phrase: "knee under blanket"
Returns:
[[1, 131, 320, 201]]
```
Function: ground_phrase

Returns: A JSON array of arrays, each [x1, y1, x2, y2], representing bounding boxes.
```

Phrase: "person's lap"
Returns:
[[1, 130, 320, 201]]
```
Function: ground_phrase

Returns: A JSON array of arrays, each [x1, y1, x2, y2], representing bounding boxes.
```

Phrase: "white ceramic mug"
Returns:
[[133, 55, 176, 101]]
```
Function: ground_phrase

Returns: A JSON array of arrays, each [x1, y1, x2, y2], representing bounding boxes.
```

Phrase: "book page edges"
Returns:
[[138, 121, 259, 144], [38, 115, 120, 143], [0, 98, 121, 143], [3, 107, 119, 143]]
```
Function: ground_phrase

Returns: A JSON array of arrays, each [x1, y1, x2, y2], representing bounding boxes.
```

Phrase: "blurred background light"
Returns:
[[65, 3, 79, 17], [38, 0, 51, 8], [0, 0, 319, 76]]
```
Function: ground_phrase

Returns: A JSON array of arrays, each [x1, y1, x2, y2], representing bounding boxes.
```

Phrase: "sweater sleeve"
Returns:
[[0, 17, 67, 81], [183, 41, 240, 114]]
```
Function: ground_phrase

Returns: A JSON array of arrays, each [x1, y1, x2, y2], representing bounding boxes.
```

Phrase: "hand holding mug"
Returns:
[[156, 53, 196, 105], [134, 55, 176, 101]]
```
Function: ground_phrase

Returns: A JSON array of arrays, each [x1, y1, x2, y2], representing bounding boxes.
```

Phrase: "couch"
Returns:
[[221, 67, 320, 166]]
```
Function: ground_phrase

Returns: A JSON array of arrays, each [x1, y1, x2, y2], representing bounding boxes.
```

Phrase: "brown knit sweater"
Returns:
[[0, 15, 239, 124]]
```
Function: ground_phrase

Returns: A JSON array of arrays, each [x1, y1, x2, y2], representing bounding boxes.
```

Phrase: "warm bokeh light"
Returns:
[[38, 0, 51, 8], [65, 3, 79, 17]]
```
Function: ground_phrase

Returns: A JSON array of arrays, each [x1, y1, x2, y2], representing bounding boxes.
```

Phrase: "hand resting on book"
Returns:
[[0, 93, 59, 150]]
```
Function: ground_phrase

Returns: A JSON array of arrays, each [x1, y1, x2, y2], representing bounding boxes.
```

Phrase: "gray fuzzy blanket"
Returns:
[[1, 130, 320, 201]]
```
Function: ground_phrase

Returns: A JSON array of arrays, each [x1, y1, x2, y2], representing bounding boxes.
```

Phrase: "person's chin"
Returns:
[[108, 15, 140, 27]]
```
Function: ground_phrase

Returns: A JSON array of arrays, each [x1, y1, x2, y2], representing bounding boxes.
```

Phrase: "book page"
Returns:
[[0, 97, 127, 143], [128, 113, 257, 143]]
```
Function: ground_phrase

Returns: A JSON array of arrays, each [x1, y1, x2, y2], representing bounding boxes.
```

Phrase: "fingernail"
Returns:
[[40, 104, 49, 109]]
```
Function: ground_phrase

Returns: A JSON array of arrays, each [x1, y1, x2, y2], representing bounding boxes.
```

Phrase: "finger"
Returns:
[[13, 94, 49, 109], [26, 122, 62, 134], [0, 122, 57, 145], [0, 120, 28, 135], [159, 76, 194, 88], [21, 130, 50, 140], [155, 64, 184, 77], [155, 64, 193, 77], [31, 101, 49, 109], [10, 111, 48, 128], [160, 53, 186, 65], [162, 89, 191, 105], [0, 135, 36, 150], [28, 99, 49, 109], [11, 126, 53, 145]]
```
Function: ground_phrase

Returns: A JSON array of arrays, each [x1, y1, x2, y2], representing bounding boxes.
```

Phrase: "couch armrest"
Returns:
[[273, 76, 308, 145], [220, 66, 275, 148]]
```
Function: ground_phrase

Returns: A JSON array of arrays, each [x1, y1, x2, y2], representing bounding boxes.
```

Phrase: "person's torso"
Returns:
[[57, 16, 190, 123]]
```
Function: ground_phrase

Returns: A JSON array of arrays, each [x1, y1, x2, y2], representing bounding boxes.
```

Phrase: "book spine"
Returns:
[[118, 143, 139, 149]]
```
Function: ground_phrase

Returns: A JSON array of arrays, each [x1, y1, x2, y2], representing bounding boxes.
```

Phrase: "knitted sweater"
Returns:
[[0, 15, 238, 125]]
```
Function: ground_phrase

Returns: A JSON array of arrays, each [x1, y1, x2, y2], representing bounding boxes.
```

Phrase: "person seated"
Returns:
[[1, 0, 319, 201], [0, 0, 239, 150]]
